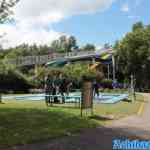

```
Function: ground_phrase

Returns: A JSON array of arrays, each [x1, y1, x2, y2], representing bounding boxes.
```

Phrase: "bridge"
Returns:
[[4, 51, 94, 67], [4, 48, 116, 81], [45, 49, 115, 81], [5, 49, 114, 67]]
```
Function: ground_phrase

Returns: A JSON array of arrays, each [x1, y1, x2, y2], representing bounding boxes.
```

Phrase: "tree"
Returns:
[[81, 44, 95, 51], [0, 0, 19, 102], [0, 60, 32, 94], [51, 35, 77, 53], [59, 35, 68, 52], [115, 22, 150, 90], [0, 0, 19, 66], [67, 36, 77, 52], [3, 43, 52, 59], [0, 0, 19, 23], [51, 39, 59, 52], [104, 43, 112, 49], [132, 22, 144, 32]]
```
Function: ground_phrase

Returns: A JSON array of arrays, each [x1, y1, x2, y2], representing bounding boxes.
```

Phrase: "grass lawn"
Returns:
[[0, 93, 143, 148]]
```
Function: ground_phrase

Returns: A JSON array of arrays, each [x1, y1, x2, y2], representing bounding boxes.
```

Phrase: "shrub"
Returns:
[[0, 62, 32, 93], [101, 79, 113, 89], [63, 63, 97, 81], [28, 63, 104, 90]]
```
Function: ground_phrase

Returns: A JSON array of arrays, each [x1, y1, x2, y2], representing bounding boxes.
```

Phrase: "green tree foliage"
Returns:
[[67, 36, 77, 51], [1, 35, 77, 60], [2, 35, 77, 59], [63, 63, 102, 82], [0, 60, 32, 93], [104, 43, 112, 49], [63, 63, 103, 88], [29, 66, 47, 88], [3, 44, 51, 59], [0, 0, 19, 23], [115, 22, 150, 90], [51, 40, 59, 52], [51, 35, 77, 53], [32, 63, 103, 89], [132, 21, 144, 32], [81, 44, 95, 51]]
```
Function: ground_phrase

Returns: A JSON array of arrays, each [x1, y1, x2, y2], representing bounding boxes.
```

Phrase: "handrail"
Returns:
[[5, 51, 95, 66], [5, 49, 113, 66]]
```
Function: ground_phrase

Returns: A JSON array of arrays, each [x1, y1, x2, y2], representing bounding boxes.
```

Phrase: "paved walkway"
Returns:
[[5, 93, 150, 150], [108, 93, 150, 140]]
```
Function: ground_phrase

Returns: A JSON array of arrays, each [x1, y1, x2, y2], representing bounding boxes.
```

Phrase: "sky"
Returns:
[[0, 0, 149, 49]]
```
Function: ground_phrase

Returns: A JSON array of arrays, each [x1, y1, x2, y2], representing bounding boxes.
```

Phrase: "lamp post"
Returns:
[[92, 57, 96, 64], [112, 54, 116, 83], [130, 74, 135, 102], [107, 64, 110, 80]]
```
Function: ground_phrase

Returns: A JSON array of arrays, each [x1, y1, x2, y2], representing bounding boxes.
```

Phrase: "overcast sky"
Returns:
[[0, 0, 149, 48]]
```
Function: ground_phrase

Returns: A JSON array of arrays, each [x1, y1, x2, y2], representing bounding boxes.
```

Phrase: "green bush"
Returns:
[[63, 63, 97, 81], [0, 62, 32, 93], [27, 63, 104, 89], [101, 79, 113, 89]]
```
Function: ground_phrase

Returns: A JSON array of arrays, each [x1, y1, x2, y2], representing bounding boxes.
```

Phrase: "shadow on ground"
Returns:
[[4, 125, 150, 150], [90, 115, 114, 121]]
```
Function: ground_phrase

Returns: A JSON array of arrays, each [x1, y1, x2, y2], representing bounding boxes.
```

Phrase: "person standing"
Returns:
[[58, 74, 66, 103], [93, 79, 99, 99], [45, 74, 53, 106], [53, 75, 60, 103], [66, 78, 72, 96]]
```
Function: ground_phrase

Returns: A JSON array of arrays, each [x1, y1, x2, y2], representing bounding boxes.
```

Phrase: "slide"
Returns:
[[90, 62, 100, 70]]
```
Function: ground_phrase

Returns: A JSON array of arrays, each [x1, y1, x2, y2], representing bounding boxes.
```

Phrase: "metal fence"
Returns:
[[5, 51, 96, 66]]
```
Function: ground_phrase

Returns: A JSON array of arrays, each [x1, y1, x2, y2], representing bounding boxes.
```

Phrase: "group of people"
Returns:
[[45, 73, 72, 105], [93, 80, 100, 98]]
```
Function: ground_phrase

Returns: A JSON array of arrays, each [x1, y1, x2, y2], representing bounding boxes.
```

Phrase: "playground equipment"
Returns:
[[46, 49, 113, 68], [89, 62, 100, 70], [45, 49, 115, 84]]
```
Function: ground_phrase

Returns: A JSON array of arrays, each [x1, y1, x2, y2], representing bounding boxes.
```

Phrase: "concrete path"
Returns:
[[108, 93, 150, 139], [4, 127, 141, 150], [4, 93, 150, 150]]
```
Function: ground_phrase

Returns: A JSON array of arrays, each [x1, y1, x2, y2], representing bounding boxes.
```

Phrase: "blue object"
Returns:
[[2, 93, 128, 104]]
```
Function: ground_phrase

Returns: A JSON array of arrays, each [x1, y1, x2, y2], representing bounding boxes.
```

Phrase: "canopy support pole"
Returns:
[[112, 55, 116, 83], [107, 64, 110, 80]]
